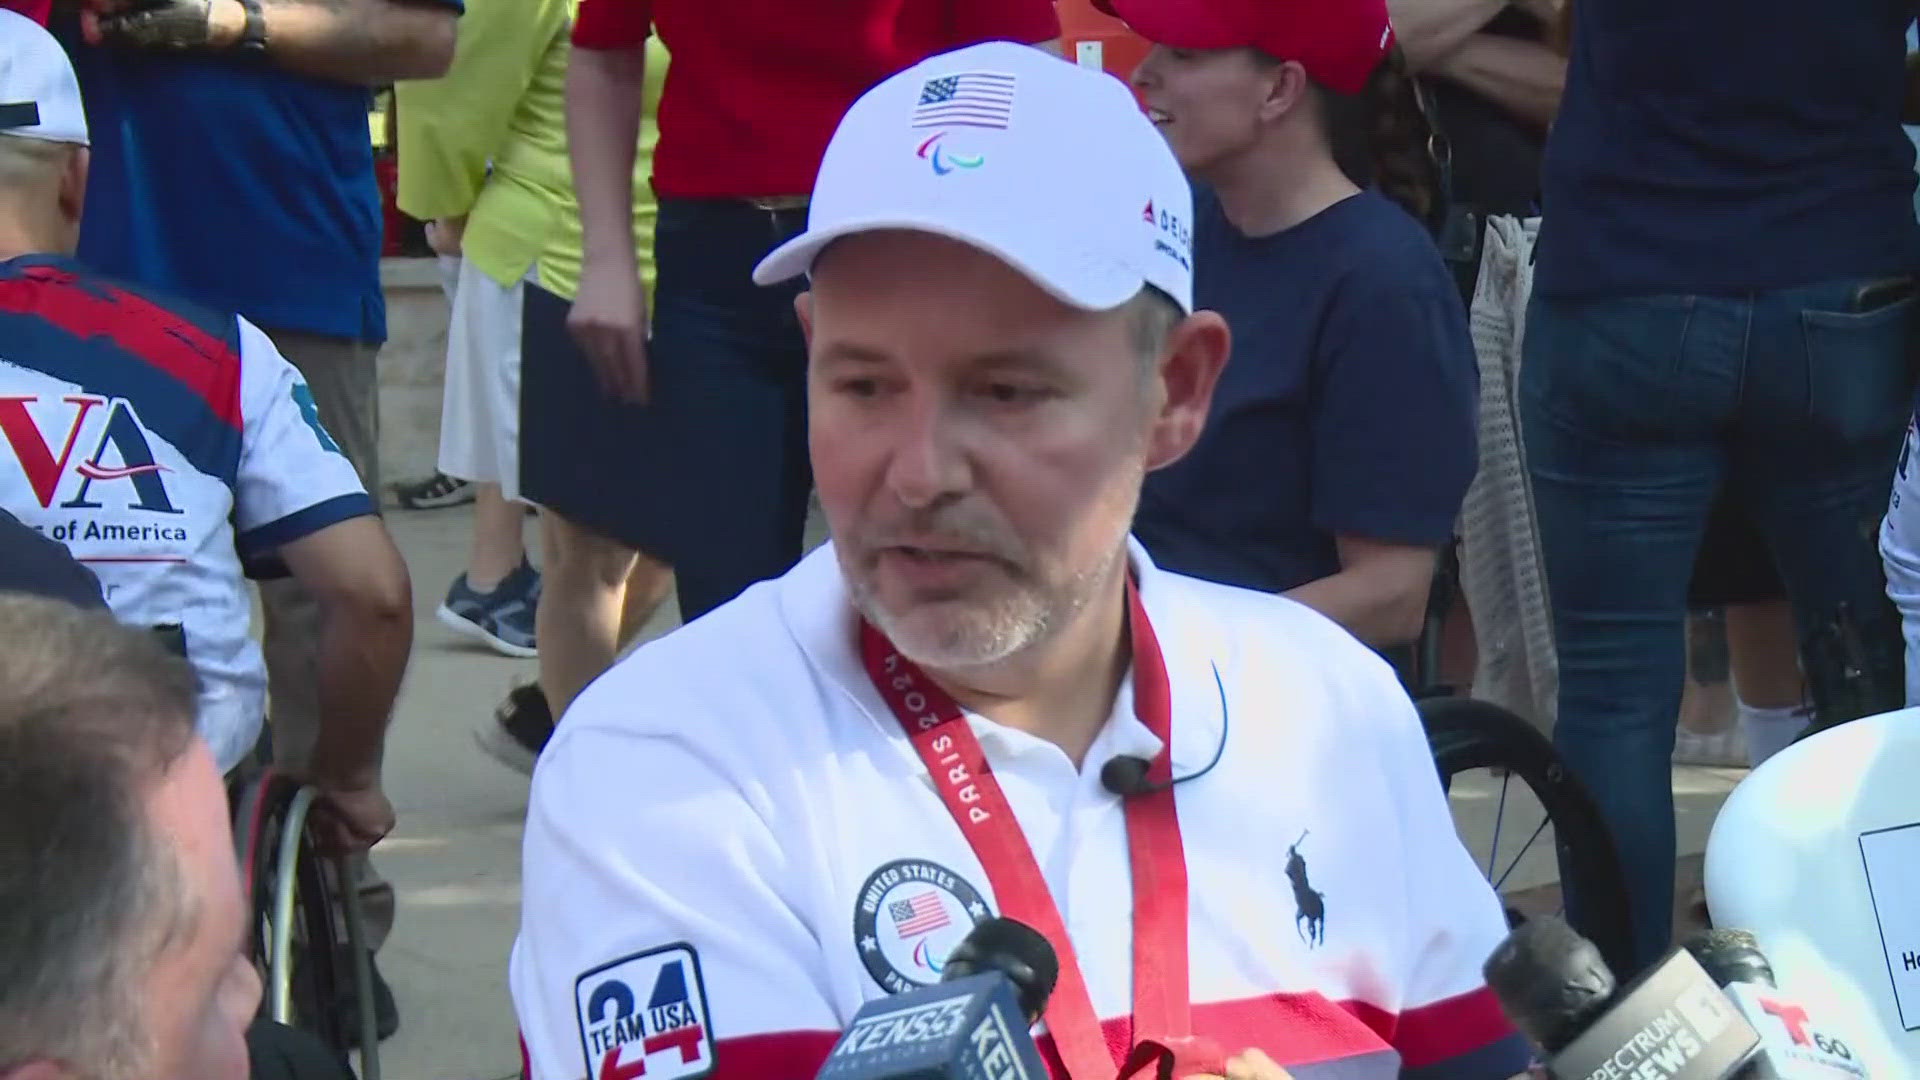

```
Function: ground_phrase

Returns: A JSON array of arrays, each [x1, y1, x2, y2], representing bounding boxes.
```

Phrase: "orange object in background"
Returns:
[[1056, 0, 1152, 101]]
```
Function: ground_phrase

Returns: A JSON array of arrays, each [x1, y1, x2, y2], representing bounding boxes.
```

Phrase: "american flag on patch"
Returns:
[[913, 72, 1018, 130], [888, 892, 953, 937]]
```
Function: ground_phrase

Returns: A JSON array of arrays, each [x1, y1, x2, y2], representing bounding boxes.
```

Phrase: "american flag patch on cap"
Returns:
[[913, 71, 1017, 130]]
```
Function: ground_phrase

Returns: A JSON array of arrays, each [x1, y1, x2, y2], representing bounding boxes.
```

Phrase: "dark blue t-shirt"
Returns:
[[53, 19, 443, 343], [1135, 187, 1479, 594], [1536, 0, 1920, 297]]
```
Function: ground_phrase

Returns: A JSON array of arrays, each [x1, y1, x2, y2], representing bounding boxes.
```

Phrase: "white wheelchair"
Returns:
[[231, 770, 384, 1080], [1705, 706, 1920, 1080]]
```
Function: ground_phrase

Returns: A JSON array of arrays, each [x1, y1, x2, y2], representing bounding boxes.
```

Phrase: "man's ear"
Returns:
[[1145, 309, 1230, 472], [794, 290, 815, 347], [58, 145, 89, 234]]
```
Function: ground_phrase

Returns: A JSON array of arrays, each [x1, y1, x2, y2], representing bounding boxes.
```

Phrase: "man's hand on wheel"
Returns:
[[307, 781, 395, 856], [1187, 1049, 1293, 1080], [567, 258, 650, 405]]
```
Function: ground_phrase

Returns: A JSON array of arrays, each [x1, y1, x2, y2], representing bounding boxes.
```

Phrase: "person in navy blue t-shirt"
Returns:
[[1098, 0, 1477, 651], [49, 0, 458, 1040], [1527, 0, 1920, 976]]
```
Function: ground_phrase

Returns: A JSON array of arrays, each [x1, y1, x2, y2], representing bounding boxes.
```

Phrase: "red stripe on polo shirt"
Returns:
[[0, 267, 243, 430], [529, 989, 1514, 1079], [1389, 985, 1521, 1068]]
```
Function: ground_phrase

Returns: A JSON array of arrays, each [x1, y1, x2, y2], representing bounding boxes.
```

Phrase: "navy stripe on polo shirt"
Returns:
[[0, 256, 243, 485]]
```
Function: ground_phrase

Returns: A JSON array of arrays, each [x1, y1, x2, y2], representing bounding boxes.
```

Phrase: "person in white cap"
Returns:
[[509, 40, 1529, 1080], [0, 3, 412, 946]]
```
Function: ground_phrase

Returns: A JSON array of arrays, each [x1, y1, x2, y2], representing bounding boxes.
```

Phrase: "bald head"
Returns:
[[0, 132, 87, 257]]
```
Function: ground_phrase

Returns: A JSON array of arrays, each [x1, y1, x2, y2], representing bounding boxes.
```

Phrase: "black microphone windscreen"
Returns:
[[939, 916, 1060, 1023], [1682, 929, 1776, 989], [1100, 755, 1151, 797], [1483, 916, 1618, 1053]]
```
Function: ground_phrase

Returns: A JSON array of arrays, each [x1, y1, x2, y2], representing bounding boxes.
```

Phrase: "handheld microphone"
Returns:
[[1484, 916, 1763, 1080], [815, 917, 1057, 1080], [1684, 930, 1869, 1079]]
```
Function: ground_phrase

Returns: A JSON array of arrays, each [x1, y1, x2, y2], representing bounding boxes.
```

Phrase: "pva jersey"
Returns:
[[512, 542, 1532, 1080], [0, 255, 373, 770]]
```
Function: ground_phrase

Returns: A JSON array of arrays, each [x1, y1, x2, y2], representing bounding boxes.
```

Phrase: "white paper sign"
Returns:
[[1075, 40, 1103, 70], [1858, 821, 1920, 1031]]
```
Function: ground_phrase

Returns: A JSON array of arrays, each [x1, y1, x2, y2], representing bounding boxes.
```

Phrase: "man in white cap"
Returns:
[[0, 6, 412, 940], [511, 41, 1530, 1080]]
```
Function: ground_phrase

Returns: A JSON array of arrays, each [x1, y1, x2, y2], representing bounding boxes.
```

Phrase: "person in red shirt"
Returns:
[[520, 1, 1060, 745]]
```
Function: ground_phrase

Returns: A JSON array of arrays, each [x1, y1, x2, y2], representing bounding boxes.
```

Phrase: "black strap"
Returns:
[[0, 101, 42, 131]]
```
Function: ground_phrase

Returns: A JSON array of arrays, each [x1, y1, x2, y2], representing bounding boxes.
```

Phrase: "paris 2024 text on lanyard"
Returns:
[[858, 576, 1193, 1080]]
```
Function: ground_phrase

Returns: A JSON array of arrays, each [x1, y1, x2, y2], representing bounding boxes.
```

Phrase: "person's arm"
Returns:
[[228, 319, 412, 850], [1298, 256, 1479, 650], [564, 23, 652, 401], [394, 0, 560, 226], [1386, 0, 1510, 73], [278, 514, 413, 845], [83, 0, 456, 85], [513, 689, 842, 1079], [1428, 31, 1567, 130], [1284, 536, 1438, 647]]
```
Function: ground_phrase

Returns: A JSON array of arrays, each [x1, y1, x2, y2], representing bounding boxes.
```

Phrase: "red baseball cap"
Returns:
[[1093, 0, 1395, 96]]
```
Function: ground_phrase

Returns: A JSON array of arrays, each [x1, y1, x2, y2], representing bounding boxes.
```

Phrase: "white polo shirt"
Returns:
[[511, 542, 1530, 1080]]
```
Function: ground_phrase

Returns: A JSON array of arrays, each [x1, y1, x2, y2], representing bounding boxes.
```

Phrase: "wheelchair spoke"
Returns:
[[1487, 771, 1512, 881], [1494, 815, 1553, 892]]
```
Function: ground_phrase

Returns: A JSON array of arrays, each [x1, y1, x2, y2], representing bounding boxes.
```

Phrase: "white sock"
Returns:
[[1739, 697, 1813, 767]]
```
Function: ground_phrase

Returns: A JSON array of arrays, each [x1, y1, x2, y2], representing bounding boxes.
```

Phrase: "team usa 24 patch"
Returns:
[[575, 943, 715, 1080]]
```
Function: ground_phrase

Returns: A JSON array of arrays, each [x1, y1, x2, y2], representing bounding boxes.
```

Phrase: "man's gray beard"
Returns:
[[845, 543, 1126, 672]]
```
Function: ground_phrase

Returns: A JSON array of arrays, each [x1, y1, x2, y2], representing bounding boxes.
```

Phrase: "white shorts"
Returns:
[[437, 256, 526, 501], [1879, 413, 1920, 705]]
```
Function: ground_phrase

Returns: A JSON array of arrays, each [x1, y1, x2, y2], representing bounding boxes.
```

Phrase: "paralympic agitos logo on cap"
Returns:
[[854, 858, 992, 994]]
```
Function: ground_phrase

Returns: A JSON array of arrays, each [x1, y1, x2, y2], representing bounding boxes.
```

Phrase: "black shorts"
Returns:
[[1688, 494, 1786, 607], [518, 283, 675, 560]]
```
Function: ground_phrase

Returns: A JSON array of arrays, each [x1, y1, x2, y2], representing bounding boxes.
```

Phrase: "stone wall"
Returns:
[[377, 257, 452, 488]]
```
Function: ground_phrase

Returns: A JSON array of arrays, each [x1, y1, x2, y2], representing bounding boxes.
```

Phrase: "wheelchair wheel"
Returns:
[[233, 771, 382, 1080], [1419, 695, 1635, 974]]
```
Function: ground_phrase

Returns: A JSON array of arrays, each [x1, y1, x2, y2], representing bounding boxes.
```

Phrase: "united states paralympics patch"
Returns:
[[855, 858, 992, 994], [575, 943, 716, 1080]]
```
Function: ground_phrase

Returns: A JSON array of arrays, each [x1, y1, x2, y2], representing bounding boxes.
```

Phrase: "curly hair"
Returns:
[[1318, 47, 1446, 231]]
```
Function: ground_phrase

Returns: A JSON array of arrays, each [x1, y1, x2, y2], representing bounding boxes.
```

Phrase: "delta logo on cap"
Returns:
[[1145, 198, 1191, 272]]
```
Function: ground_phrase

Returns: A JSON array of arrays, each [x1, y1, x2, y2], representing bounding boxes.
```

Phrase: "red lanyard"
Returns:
[[857, 578, 1192, 1080]]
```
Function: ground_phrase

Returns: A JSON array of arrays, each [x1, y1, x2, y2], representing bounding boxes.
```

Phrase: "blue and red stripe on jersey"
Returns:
[[0, 255, 244, 486]]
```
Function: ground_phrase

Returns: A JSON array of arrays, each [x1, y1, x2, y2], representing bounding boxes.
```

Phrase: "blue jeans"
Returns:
[[1520, 280, 1914, 974], [649, 198, 814, 622]]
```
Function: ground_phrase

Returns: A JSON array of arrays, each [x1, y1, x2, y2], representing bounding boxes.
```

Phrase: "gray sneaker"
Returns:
[[436, 562, 539, 658]]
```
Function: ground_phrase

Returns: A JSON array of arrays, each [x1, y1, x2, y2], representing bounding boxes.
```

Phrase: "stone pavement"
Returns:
[[363, 503, 1746, 1080]]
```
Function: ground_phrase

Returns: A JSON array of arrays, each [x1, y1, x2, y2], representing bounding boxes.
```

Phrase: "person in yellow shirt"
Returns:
[[396, 14, 672, 770]]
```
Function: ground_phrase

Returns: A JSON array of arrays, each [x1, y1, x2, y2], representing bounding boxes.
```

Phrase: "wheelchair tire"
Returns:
[[232, 772, 361, 1071], [1419, 695, 1636, 975]]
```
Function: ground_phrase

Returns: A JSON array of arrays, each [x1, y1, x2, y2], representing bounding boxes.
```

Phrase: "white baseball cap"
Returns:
[[0, 8, 89, 147], [752, 40, 1194, 314]]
